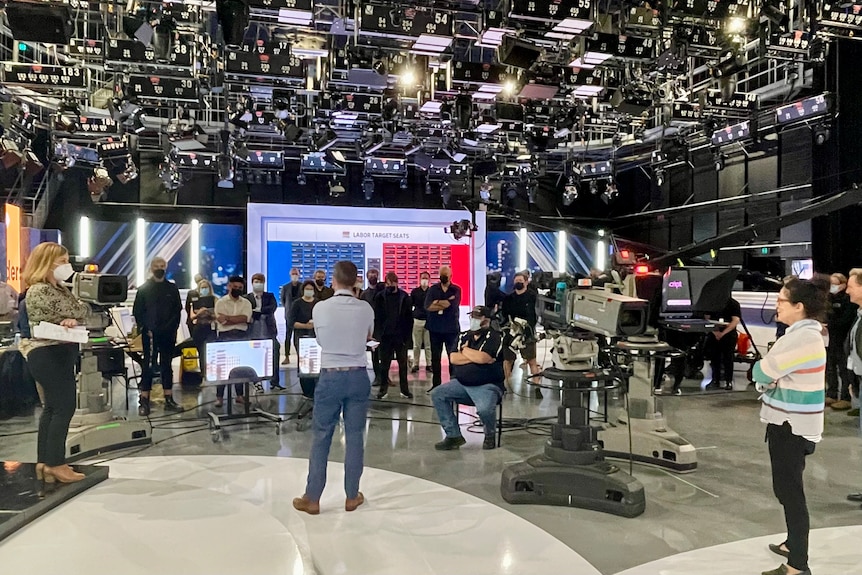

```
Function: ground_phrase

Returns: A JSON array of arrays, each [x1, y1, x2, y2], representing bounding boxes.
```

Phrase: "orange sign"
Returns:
[[5, 203, 22, 291]]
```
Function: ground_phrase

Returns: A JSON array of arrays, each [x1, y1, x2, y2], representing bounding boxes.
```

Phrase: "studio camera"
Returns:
[[72, 272, 128, 306], [567, 288, 648, 338]]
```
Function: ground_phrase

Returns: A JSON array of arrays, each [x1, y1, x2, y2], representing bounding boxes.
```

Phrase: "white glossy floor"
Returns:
[[0, 455, 602, 575], [615, 526, 862, 575]]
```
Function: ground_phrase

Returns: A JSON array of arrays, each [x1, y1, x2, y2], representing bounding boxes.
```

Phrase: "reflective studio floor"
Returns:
[[1, 349, 861, 575]]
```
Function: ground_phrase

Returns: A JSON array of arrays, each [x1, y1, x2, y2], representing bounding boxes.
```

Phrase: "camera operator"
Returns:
[[133, 257, 182, 416], [502, 272, 541, 393], [20, 242, 91, 484]]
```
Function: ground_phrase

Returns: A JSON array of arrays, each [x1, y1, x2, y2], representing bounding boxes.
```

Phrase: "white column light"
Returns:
[[79, 216, 90, 259], [136, 218, 146, 287], [518, 227, 527, 271], [557, 230, 566, 274], [596, 240, 606, 272], [190, 219, 200, 285]]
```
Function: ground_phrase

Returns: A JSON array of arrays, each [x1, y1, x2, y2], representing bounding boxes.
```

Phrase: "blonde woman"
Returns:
[[20, 242, 91, 484]]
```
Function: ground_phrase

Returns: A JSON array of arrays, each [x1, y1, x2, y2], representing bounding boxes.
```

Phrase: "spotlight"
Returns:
[[726, 17, 747, 35], [88, 167, 113, 200], [372, 53, 388, 76], [399, 70, 416, 87], [116, 158, 139, 184], [445, 219, 478, 240], [503, 80, 517, 95], [215, 0, 249, 49], [399, 178, 408, 190], [441, 180, 451, 204], [655, 169, 665, 186], [425, 180, 432, 195], [158, 159, 181, 191], [601, 180, 619, 203], [329, 178, 345, 196], [479, 178, 492, 203], [505, 184, 518, 201], [589, 180, 598, 195], [814, 126, 831, 146], [297, 173, 307, 185], [563, 177, 578, 206], [714, 152, 726, 172], [362, 177, 375, 199], [217, 154, 234, 189], [710, 51, 747, 79]]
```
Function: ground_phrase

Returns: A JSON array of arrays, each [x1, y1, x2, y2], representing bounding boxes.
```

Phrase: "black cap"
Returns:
[[468, 305, 493, 319]]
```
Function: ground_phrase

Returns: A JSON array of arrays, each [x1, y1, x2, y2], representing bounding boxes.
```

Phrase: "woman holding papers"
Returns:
[[20, 242, 91, 485]]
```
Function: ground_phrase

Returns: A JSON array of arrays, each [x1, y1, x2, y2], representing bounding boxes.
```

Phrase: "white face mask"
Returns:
[[469, 318, 483, 331], [830, 285, 840, 294], [420, 279, 429, 288], [53, 262, 75, 283], [303, 289, 315, 299], [252, 282, 264, 293]]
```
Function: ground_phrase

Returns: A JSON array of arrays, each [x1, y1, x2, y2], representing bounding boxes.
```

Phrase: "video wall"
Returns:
[[90, 221, 243, 293], [486, 231, 597, 290], [247, 204, 487, 310]]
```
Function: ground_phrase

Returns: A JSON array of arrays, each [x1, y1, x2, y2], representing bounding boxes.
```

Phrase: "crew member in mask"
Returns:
[[430, 306, 504, 451], [289, 280, 319, 399], [214, 276, 253, 407], [312, 269, 335, 301], [247, 273, 283, 391], [501, 271, 541, 395], [133, 257, 183, 416], [425, 265, 462, 392], [280, 268, 301, 364], [374, 272, 414, 399], [826, 273, 857, 409], [361, 269, 385, 385], [410, 272, 432, 373]]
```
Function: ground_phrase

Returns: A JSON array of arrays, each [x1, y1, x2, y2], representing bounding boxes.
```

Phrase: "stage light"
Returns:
[[710, 51, 747, 79], [297, 173, 307, 186], [399, 178, 408, 190], [440, 180, 451, 204], [329, 178, 345, 196], [116, 158, 139, 184], [814, 125, 831, 146], [563, 177, 578, 206], [655, 169, 665, 186], [399, 70, 416, 87], [479, 178, 492, 203], [726, 17, 747, 35], [159, 159, 181, 191], [589, 180, 598, 195], [601, 180, 619, 203], [362, 177, 375, 200], [425, 180, 432, 195], [714, 152, 726, 172], [216, 0, 249, 49], [635, 264, 650, 275], [217, 154, 234, 189], [503, 80, 517, 95], [372, 54, 388, 76], [446, 219, 478, 241]]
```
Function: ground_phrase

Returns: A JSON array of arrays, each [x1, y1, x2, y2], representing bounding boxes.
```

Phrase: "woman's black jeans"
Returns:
[[767, 421, 816, 572], [27, 343, 79, 467]]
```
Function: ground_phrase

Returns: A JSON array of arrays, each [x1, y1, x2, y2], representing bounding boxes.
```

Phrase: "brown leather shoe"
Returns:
[[345, 492, 365, 512], [292, 496, 320, 515]]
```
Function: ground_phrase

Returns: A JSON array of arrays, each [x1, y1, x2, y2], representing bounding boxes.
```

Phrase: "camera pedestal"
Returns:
[[598, 341, 697, 474], [65, 345, 151, 462], [501, 367, 645, 518]]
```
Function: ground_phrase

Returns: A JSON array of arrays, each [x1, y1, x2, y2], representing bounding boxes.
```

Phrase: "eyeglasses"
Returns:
[[776, 296, 792, 304]]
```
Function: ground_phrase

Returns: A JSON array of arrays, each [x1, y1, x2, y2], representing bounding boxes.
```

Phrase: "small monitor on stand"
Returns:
[[660, 268, 693, 318], [791, 259, 814, 280], [204, 339, 274, 382]]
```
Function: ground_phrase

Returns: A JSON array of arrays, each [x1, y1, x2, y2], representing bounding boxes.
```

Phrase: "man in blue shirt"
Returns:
[[431, 306, 504, 450], [424, 265, 462, 392]]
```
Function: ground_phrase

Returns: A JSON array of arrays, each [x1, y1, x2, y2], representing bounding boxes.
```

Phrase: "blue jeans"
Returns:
[[431, 378, 502, 439], [305, 368, 371, 501]]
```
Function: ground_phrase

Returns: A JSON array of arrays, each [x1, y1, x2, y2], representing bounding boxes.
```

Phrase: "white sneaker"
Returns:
[[654, 388, 663, 395]]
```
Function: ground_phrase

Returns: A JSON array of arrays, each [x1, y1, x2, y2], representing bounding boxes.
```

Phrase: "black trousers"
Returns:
[[27, 344, 78, 467], [370, 346, 381, 381], [378, 337, 409, 393], [141, 329, 176, 393], [429, 331, 459, 388], [825, 343, 853, 401], [767, 422, 816, 572], [706, 331, 737, 384], [269, 337, 281, 386], [284, 322, 294, 357]]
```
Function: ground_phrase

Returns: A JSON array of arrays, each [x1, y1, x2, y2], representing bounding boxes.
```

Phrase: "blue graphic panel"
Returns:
[[527, 232, 558, 274], [567, 234, 596, 277], [199, 224, 243, 296], [266, 241, 366, 291], [486, 231, 519, 291]]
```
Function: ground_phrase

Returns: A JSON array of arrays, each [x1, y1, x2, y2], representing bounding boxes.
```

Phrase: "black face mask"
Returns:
[[368, 277, 378, 286], [315, 279, 324, 287], [153, 269, 166, 280], [230, 288, 243, 298], [514, 282, 525, 291], [439, 275, 449, 284], [388, 286, 398, 293]]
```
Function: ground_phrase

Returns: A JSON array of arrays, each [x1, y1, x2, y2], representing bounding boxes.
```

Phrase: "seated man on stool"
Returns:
[[431, 306, 504, 451]]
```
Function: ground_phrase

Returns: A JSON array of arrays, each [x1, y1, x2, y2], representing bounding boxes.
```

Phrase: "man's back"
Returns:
[[314, 291, 374, 368]]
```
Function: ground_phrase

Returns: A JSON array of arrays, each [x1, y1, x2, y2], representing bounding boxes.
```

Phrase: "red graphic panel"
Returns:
[[382, 243, 472, 306]]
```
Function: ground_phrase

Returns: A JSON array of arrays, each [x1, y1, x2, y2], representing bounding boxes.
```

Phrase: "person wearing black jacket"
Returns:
[[501, 272, 540, 391], [246, 273, 283, 390], [280, 268, 301, 364], [826, 273, 858, 409], [425, 265, 462, 392], [361, 269, 384, 384], [375, 272, 414, 399], [132, 257, 182, 416]]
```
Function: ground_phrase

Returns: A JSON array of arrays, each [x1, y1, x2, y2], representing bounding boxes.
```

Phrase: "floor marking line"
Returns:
[[660, 470, 720, 498]]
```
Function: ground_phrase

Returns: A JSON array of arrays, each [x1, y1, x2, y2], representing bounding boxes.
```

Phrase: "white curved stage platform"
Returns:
[[0, 455, 601, 575], [614, 525, 862, 575]]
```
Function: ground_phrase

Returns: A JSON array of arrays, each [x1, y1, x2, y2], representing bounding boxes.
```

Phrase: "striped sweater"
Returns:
[[757, 318, 826, 442]]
